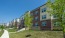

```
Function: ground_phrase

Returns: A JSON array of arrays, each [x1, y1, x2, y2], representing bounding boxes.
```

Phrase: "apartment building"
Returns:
[[14, 18, 24, 29], [9, 22, 12, 28], [8, 3, 62, 30], [40, 4, 52, 30], [30, 8, 41, 30], [19, 15, 25, 29], [30, 3, 62, 30], [15, 18, 20, 29], [8, 17, 24, 30], [8, 19, 17, 28]]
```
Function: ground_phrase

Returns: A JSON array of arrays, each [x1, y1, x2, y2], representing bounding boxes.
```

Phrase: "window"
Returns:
[[35, 16, 38, 21], [54, 22, 60, 26], [42, 15, 46, 19], [42, 22, 46, 26], [42, 8, 46, 12], [35, 11, 38, 15], [53, 15, 57, 18], [35, 22, 38, 26]]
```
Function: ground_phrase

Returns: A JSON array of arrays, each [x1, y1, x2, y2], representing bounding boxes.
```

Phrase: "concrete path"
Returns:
[[0, 30, 9, 38], [9, 28, 25, 34], [17, 28, 25, 32]]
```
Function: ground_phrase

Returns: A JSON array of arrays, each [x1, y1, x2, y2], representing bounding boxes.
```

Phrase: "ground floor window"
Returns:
[[35, 22, 38, 27], [53, 22, 60, 26], [42, 22, 46, 26]]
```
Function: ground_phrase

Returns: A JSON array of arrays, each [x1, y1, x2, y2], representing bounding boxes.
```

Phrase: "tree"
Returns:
[[47, 0, 65, 38], [24, 11, 33, 37], [1, 25, 4, 30], [24, 11, 33, 30]]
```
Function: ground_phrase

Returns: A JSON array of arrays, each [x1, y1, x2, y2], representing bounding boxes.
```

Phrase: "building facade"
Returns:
[[8, 3, 62, 30], [19, 15, 25, 29], [30, 3, 62, 30], [30, 8, 41, 30]]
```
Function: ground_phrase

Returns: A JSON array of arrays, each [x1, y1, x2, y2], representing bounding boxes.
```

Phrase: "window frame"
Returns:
[[35, 16, 38, 21], [35, 22, 38, 27], [42, 22, 46, 26], [35, 11, 38, 15], [42, 15, 46, 19], [42, 8, 47, 12]]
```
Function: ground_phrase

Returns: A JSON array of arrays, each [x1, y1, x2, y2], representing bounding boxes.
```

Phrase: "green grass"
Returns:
[[9, 30, 63, 38], [0, 30, 4, 37], [7, 28, 17, 32]]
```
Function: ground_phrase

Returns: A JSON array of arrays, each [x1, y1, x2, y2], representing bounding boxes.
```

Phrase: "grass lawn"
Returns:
[[7, 28, 17, 32], [0, 30, 4, 37], [9, 30, 63, 38]]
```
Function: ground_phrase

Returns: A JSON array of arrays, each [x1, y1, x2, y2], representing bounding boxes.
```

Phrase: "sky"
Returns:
[[0, 0, 48, 23]]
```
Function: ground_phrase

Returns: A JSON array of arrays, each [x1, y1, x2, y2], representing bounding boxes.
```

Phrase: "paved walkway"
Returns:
[[17, 28, 25, 32], [9, 28, 25, 34], [0, 30, 9, 38]]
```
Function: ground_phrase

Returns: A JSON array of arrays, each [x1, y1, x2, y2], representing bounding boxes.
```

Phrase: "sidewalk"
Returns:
[[9, 28, 25, 34], [0, 30, 9, 38], [17, 28, 25, 32]]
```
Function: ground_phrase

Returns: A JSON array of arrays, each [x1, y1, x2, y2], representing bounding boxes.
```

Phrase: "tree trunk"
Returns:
[[26, 27, 31, 37]]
